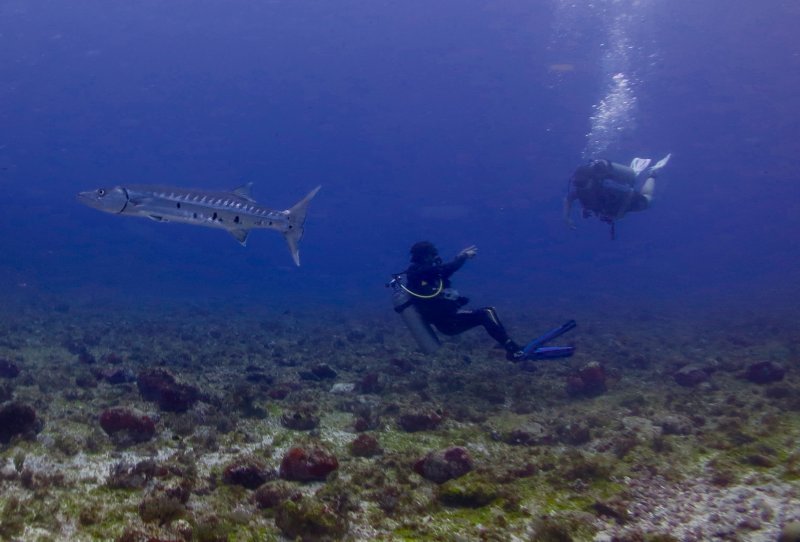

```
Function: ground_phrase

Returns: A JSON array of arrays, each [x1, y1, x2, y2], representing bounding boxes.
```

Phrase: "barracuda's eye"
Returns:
[[97, 189, 105, 197]]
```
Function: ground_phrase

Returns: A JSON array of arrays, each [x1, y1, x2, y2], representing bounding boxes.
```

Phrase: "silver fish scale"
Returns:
[[78, 182, 321, 266], [132, 186, 287, 222]]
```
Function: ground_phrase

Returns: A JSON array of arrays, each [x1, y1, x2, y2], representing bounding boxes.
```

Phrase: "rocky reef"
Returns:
[[0, 301, 798, 541]]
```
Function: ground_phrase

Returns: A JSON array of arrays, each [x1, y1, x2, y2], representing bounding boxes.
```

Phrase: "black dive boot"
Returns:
[[503, 340, 525, 362]]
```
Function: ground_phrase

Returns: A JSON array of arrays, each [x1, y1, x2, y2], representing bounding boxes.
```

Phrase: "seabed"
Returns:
[[0, 298, 798, 541]]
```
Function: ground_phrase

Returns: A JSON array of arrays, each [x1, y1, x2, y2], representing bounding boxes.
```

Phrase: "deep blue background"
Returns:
[[1, 0, 798, 315]]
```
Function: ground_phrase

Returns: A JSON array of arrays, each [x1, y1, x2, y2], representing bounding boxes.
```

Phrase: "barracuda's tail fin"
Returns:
[[284, 185, 321, 266]]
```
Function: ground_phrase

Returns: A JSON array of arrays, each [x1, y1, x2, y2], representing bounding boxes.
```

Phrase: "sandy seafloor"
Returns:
[[0, 293, 798, 542]]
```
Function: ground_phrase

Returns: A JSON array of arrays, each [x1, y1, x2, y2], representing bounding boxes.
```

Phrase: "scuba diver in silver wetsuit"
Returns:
[[390, 241, 525, 361], [564, 154, 671, 239]]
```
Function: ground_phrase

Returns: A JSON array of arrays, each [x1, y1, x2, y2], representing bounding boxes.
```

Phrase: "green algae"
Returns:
[[0, 494, 65, 539], [3, 307, 800, 541], [63, 487, 140, 539], [531, 514, 598, 542], [378, 427, 443, 455], [440, 502, 515, 526], [693, 405, 800, 483], [391, 526, 422, 541], [439, 472, 499, 508], [266, 402, 283, 418], [0, 496, 25, 539], [190, 515, 280, 542], [274, 496, 347, 540]]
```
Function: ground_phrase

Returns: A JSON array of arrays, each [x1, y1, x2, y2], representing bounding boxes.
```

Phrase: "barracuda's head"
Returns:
[[77, 186, 129, 213]]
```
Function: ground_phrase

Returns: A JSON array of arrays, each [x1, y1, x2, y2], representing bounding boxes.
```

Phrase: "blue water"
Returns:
[[1, 0, 798, 317]]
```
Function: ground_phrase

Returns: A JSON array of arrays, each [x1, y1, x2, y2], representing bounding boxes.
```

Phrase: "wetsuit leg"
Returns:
[[432, 307, 511, 345], [639, 176, 655, 204]]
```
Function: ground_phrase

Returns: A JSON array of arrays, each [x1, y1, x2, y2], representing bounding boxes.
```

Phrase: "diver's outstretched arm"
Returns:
[[457, 245, 478, 259]]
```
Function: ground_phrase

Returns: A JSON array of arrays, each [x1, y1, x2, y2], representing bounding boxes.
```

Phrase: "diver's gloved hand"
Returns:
[[458, 245, 478, 259]]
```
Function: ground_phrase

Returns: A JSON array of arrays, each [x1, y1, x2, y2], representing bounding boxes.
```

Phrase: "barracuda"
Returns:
[[77, 183, 321, 266]]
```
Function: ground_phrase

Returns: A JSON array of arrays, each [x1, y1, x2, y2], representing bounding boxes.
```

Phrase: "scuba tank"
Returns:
[[591, 160, 638, 239], [387, 273, 441, 354]]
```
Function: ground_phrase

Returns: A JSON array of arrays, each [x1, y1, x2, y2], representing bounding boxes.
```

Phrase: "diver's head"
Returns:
[[410, 241, 440, 264], [571, 165, 594, 189], [77, 186, 129, 213]]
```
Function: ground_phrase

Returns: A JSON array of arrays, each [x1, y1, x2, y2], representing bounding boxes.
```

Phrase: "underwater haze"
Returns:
[[1, 0, 797, 312], [1, 1, 800, 541]]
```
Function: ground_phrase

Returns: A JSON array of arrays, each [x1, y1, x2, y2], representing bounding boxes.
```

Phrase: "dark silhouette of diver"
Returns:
[[564, 154, 670, 238], [402, 241, 525, 361]]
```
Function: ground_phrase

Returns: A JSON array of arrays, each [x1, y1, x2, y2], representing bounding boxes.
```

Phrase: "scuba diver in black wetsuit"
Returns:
[[395, 241, 525, 361], [564, 154, 671, 239]]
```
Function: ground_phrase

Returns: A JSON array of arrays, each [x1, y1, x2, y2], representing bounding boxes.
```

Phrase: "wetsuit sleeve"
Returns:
[[438, 255, 467, 279]]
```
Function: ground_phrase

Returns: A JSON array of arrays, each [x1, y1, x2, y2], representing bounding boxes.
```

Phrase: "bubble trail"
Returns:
[[549, 1, 656, 159]]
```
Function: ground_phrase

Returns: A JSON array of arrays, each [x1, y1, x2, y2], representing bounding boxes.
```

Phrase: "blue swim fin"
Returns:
[[521, 320, 577, 360], [526, 345, 575, 360]]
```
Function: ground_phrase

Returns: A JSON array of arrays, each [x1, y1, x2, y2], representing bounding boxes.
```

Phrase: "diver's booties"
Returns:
[[504, 340, 525, 362]]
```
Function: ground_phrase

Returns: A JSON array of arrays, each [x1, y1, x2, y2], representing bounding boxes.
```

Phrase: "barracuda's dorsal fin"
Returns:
[[228, 228, 250, 246], [232, 182, 256, 202]]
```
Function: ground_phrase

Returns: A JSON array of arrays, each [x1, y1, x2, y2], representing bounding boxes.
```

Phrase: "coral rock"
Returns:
[[137, 368, 199, 412], [503, 422, 548, 446], [413, 446, 473, 484], [0, 359, 20, 379], [101, 352, 124, 365], [311, 364, 337, 379], [138, 489, 186, 524], [329, 382, 355, 394], [566, 362, 607, 397], [353, 417, 369, 432], [75, 372, 99, 388], [557, 422, 592, 445], [438, 473, 498, 507], [99, 407, 156, 443], [657, 414, 695, 435], [222, 456, 274, 489], [157, 382, 199, 412], [397, 409, 444, 432], [674, 364, 710, 387], [349, 434, 382, 457], [268, 386, 290, 400], [0, 402, 40, 443], [106, 459, 162, 489], [280, 405, 320, 431], [245, 364, 274, 385], [137, 368, 176, 401], [358, 372, 384, 394], [298, 363, 336, 381], [779, 521, 800, 542], [0, 383, 13, 403], [274, 496, 347, 541], [253, 480, 296, 509], [279, 446, 339, 482], [744, 361, 785, 384], [100, 367, 136, 384]]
